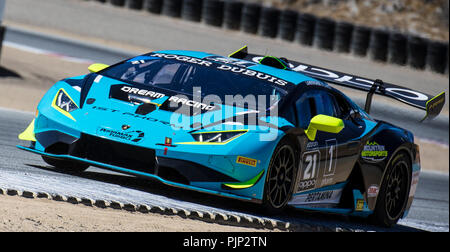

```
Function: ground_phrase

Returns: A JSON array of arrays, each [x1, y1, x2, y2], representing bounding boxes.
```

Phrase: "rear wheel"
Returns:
[[42, 156, 90, 173], [371, 152, 411, 227], [262, 138, 298, 214]]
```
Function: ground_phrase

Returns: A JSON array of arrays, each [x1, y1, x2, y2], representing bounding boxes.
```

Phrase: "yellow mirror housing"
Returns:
[[305, 114, 344, 141], [88, 63, 110, 73]]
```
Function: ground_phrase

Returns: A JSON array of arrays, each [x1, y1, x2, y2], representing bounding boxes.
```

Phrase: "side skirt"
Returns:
[[289, 183, 373, 217]]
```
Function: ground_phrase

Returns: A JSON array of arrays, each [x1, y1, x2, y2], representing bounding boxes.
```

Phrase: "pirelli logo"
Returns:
[[236, 156, 257, 167]]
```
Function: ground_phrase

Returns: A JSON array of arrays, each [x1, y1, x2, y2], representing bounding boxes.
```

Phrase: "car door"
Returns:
[[294, 86, 367, 194]]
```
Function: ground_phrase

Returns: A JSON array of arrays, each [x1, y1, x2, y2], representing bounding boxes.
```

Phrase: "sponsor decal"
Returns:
[[119, 85, 215, 111], [91, 106, 184, 130], [215, 64, 288, 86], [428, 95, 445, 111], [149, 53, 289, 87], [120, 86, 166, 99], [298, 179, 316, 191], [320, 177, 334, 187], [367, 185, 379, 198], [168, 95, 215, 111], [236, 156, 258, 167], [203, 55, 257, 67], [149, 53, 213, 67], [305, 190, 333, 202], [301, 150, 320, 180], [289, 187, 343, 206], [249, 56, 431, 103], [303, 80, 328, 87], [306, 141, 318, 150], [97, 127, 145, 143], [361, 141, 388, 161]]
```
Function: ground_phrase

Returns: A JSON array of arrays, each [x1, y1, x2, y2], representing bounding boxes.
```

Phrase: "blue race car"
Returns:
[[18, 46, 445, 226]]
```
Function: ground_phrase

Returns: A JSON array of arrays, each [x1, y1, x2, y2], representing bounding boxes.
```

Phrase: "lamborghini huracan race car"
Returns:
[[17, 46, 445, 226]]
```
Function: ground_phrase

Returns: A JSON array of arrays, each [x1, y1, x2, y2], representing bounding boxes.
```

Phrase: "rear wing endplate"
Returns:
[[229, 46, 446, 121]]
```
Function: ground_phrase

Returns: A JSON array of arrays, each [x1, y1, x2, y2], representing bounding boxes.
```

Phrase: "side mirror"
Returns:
[[88, 63, 110, 73], [305, 114, 344, 141]]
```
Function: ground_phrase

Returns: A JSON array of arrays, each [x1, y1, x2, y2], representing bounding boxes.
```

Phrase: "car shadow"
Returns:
[[26, 163, 425, 232], [0, 65, 22, 78]]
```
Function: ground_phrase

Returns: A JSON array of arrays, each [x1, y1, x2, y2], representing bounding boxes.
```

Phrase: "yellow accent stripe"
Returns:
[[426, 91, 445, 106], [191, 129, 248, 134], [421, 91, 445, 121], [223, 170, 264, 189], [228, 45, 248, 58], [176, 130, 247, 145]]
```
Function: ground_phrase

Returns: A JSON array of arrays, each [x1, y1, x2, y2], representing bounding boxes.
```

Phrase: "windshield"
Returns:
[[102, 54, 294, 110]]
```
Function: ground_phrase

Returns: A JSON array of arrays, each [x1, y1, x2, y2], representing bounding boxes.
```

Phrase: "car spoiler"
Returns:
[[229, 46, 446, 121]]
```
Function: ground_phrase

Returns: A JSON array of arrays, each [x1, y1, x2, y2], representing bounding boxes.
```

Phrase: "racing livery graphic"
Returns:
[[17, 46, 445, 227]]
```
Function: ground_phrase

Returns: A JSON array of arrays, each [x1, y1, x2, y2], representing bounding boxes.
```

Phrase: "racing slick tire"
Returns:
[[262, 137, 299, 214], [371, 152, 411, 227], [42, 156, 90, 173]]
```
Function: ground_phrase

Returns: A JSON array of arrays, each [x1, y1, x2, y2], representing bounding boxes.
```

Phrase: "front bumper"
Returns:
[[17, 79, 281, 204], [17, 142, 262, 203], [18, 117, 272, 203]]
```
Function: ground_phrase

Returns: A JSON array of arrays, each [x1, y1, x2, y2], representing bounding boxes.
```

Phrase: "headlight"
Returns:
[[191, 130, 247, 143], [55, 90, 78, 112], [51, 89, 79, 121]]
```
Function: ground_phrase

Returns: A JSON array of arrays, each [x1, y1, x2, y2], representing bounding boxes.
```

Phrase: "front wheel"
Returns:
[[371, 152, 411, 227], [262, 138, 298, 214]]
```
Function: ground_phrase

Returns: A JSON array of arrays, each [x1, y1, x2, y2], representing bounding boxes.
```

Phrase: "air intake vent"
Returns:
[[136, 103, 157, 115]]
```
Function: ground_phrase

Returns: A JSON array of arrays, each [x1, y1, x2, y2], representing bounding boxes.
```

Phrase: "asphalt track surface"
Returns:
[[0, 108, 448, 232]]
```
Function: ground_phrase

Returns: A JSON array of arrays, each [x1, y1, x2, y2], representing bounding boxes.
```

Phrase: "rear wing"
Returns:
[[229, 46, 446, 121]]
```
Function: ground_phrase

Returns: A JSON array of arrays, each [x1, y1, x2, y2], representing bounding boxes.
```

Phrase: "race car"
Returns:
[[17, 46, 445, 227]]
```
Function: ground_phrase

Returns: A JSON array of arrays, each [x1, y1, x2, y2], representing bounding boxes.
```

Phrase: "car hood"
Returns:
[[73, 74, 289, 133]]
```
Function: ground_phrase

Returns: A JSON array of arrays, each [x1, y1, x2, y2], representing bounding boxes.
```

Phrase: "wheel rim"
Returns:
[[267, 145, 295, 209], [385, 160, 409, 220]]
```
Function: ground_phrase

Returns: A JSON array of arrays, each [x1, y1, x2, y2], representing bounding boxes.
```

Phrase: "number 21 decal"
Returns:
[[301, 139, 338, 180], [302, 150, 320, 180]]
